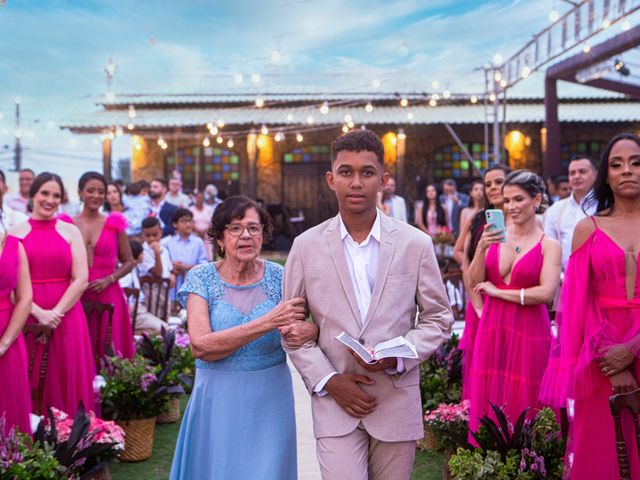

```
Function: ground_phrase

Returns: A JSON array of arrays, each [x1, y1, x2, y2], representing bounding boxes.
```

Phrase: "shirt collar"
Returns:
[[569, 190, 593, 207], [338, 210, 381, 244]]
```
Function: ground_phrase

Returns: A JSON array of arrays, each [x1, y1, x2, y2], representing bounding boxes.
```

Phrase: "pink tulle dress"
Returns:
[[23, 218, 96, 416], [0, 236, 31, 434], [468, 236, 552, 438], [541, 220, 640, 479], [80, 212, 134, 359]]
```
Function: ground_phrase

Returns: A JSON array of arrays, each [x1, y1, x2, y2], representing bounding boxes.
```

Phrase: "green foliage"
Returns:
[[100, 355, 183, 421], [420, 334, 463, 411], [138, 328, 194, 393]]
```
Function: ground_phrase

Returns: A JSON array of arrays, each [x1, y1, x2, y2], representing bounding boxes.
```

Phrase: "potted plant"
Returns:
[[433, 229, 456, 256], [137, 327, 192, 424], [99, 355, 183, 462], [448, 404, 566, 479], [424, 400, 471, 480]]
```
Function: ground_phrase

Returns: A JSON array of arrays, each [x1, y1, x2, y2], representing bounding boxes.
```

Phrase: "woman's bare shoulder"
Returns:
[[572, 217, 597, 252]]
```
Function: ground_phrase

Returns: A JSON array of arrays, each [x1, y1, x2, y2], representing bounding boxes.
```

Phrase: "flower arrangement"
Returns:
[[424, 400, 470, 451], [433, 228, 456, 245], [448, 405, 565, 479], [100, 354, 184, 421], [44, 407, 125, 453], [137, 327, 194, 393], [420, 334, 463, 412]]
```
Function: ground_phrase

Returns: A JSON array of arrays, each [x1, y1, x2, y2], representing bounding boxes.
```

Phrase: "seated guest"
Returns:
[[139, 217, 174, 283], [122, 181, 150, 237], [119, 239, 169, 333], [161, 208, 208, 309]]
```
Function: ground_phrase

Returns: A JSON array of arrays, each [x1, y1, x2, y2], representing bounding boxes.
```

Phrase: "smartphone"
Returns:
[[485, 209, 506, 243]]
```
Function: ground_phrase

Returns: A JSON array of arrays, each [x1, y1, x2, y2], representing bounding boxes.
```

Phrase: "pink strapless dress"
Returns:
[[0, 236, 31, 434], [80, 212, 134, 359], [541, 224, 640, 479], [468, 237, 552, 439], [23, 218, 96, 416]]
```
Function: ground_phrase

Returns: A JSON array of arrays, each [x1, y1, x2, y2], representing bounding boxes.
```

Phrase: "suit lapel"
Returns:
[[325, 216, 362, 327], [360, 214, 397, 332]]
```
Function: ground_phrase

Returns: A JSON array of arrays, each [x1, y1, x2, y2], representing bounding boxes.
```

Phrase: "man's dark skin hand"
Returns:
[[325, 373, 377, 418], [348, 349, 398, 373]]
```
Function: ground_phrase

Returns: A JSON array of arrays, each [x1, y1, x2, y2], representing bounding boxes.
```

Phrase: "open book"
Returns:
[[336, 332, 418, 364]]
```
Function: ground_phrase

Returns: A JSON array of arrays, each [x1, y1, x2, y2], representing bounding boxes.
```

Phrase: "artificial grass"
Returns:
[[108, 396, 444, 480]]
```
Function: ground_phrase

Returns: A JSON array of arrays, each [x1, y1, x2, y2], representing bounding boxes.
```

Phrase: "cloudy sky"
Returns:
[[0, 0, 635, 185]]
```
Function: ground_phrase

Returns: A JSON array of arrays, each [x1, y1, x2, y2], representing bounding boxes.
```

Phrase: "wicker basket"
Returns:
[[416, 422, 439, 451], [157, 396, 181, 424], [116, 417, 157, 462]]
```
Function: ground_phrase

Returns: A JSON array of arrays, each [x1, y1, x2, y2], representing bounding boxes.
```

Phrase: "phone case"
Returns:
[[485, 209, 506, 243]]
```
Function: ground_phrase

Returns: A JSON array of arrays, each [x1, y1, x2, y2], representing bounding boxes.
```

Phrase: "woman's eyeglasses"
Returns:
[[225, 223, 263, 237]]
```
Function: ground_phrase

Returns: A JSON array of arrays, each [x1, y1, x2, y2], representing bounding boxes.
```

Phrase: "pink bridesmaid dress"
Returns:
[[541, 220, 640, 479], [467, 235, 552, 438], [0, 236, 31, 434], [81, 212, 135, 359], [458, 300, 480, 401], [23, 218, 96, 416]]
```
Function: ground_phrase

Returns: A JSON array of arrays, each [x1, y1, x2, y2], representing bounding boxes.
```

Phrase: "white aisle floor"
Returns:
[[290, 360, 322, 480]]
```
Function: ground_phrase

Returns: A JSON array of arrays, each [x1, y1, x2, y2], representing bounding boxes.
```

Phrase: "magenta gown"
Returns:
[[23, 218, 96, 416], [0, 236, 31, 434], [81, 212, 134, 359], [459, 300, 480, 401], [467, 237, 552, 438], [541, 222, 640, 479]]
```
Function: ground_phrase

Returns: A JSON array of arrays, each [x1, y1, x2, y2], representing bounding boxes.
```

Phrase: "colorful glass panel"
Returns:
[[559, 141, 603, 174], [169, 144, 240, 191], [283, 145, 331, 164], [433, 143, 490, 181]]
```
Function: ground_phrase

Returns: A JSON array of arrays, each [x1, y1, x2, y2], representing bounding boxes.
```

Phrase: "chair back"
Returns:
[[123, 287, 141, 332], [22, 324, 53, 415], [442, 270, 466, 321], [139, 276, 170, 322], [82, 300, 115, 364], [610, 389, 640, 480]]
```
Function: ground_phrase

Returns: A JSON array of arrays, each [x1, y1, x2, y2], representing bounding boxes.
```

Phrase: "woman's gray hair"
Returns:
[[503, 169, 548, 214]]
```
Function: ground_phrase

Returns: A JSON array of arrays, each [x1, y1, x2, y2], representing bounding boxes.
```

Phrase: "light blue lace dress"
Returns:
[[170, 261, 297, 480]]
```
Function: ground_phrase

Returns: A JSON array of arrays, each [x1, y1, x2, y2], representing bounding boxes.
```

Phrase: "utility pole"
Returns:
[[14, 97, 21, 172]]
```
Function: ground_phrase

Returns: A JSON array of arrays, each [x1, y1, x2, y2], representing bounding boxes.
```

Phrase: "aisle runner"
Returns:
[[289, 360, 322, 480]]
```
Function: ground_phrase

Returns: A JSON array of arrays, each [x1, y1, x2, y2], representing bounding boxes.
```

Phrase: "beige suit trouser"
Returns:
[[316, 425, 416, 480]]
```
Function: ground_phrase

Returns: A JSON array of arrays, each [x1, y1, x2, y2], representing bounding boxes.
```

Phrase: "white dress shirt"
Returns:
[[0, 203, 28, 233], [139, 242, 172, 279], [314, 211, 405, 395], [543, 191, 596, 269]]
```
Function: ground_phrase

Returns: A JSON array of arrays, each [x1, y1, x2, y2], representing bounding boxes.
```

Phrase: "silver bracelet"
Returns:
[[520, 288, 525, 306]]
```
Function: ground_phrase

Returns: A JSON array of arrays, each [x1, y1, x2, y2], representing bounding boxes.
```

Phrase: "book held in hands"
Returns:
[[336, 332, 418, 364]]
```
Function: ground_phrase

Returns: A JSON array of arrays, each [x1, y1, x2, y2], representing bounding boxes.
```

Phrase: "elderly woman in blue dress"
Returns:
[[170, 195, 316, 480]]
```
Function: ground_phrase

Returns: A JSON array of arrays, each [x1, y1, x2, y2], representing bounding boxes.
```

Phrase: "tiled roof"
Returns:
[[62, 99, 640, 132]]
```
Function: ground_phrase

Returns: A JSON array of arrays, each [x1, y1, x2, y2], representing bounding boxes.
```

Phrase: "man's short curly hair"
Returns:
[[207, 195, 273, 257], [331, 129, 384, 166]]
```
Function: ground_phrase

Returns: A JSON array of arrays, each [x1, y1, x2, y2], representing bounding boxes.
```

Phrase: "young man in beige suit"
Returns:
[[282, 129, 453, 479]]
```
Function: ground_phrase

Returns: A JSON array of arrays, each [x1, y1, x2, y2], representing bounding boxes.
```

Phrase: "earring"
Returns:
[[219, 245, 225, 257]]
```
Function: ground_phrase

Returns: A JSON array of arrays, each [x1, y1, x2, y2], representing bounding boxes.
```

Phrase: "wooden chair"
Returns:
[[139, 276, 170, 322], [82, 300, 114, 363], [610, 389, 640, 480], [22, 324, 53, 415], [443, 270, 466, 321], [123, 287, 140, 332]]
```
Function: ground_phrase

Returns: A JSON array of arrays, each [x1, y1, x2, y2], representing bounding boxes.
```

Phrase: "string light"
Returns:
[[492, 53, 503, 64], [157, 137, 165, 146], [128, 105, 136, 119], [407, 112, 414, 120], [548, 10, 560, 23], [500, 79, 508, 88], [489, 93, 497, 102], [206, 122, 214, 130], [216, 119, 225, 128], [342, 125, 349, 133], [255, 97, 265, 108], [306, 115, 314, 125], [260, 124, 269, 135], [274, 132, 284, 142], [494, 71, 502, 82], [216, 136, 223, 144], [203, 137, 210, 147], [296, 132, 303, 142], [344, 114, 353, 123], [227, 139, 234, 148], [127, 122, 134, 130], [320, 102, 329, 114], [209, 125, 219, 135], [582, 43, 591, 53], [161, 142, 168, 150], [365, 102, 373, 113], [347, 121, 355, 129], [521, 66, 531, 78], [470, 95, 478, 104], [400, 97, 408, 107], [443, 90, 451, 99], [286, 113, 294, 121], [429, 98, 437, 107]]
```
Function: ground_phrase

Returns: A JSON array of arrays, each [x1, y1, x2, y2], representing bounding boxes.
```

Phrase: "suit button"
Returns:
[[358, 338, 365, 345]]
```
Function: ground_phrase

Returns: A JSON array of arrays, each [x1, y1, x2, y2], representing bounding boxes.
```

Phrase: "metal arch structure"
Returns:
[[481, 0, 640, 170], [545, 24, 640, 176]]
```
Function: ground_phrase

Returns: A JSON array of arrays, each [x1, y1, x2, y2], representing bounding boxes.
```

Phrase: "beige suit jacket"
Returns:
[[283, 213, 453, 442]]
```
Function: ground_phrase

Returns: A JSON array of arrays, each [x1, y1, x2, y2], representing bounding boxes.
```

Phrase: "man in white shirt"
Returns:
[[381, 176, 408, 222], [543, 157, 598, 269], [283, 129, 452, 480], [138, 216, 174, 283], [5, 168, 34, 215], [0, 169, 28, 232], [165, 178, 191, 208]]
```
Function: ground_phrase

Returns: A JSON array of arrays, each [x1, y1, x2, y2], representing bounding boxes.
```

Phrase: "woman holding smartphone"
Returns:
[[467, 170, 561, 439]]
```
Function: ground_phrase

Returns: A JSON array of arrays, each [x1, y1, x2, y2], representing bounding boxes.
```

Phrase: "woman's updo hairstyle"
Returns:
[[503, 169, 548, 214]]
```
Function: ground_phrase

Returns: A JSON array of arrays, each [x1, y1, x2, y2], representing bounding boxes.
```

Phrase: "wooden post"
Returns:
[[544, 76, 561, 177], [246, 131, 257, 199], [102, 138, 112, 181]]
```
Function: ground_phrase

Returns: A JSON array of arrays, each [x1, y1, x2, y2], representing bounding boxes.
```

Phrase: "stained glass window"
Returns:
[[433, 143, 490, 180], [283, 145, 331, 164], [560, 141, 602, 173], [166, 145, 240, 191]]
